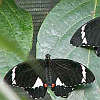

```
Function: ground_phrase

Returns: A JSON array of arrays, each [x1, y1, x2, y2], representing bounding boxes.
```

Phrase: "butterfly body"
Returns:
[[44, 54, 56, 87], [4, 54, 95, 99], [70, 17, 100, 56]]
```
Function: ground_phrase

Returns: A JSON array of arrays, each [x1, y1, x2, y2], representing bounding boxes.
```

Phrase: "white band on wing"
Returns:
[[12, 66, 17, 85], [32, 77, 43, 88], [81, 64, 86, 83], [81, 24, 87, 44], [56, 77, 65, 86]]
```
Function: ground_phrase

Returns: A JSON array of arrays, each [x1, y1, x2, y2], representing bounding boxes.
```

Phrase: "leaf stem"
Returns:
[[87, 49, 91, 67], [93, 0, 98, 18], [87, 0, 98, 67]]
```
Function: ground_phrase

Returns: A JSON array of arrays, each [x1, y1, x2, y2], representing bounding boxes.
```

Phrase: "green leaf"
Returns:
[[0, 78, 21, 100], [37, 0, 100, 100], [0, 0, 33, 77]]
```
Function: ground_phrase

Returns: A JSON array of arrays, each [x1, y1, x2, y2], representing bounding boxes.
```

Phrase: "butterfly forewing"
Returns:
[[4, 62, 38, 87], [70, 17, 100, 47], [70, 17, 100, 56], [52, 59, 95, 87]]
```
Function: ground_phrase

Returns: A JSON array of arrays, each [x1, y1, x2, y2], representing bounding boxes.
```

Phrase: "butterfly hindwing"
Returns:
[[4, 61, 47, 99], [25, 86, 47, 99], [52, 85, 73, 98], [94, 47, 100, 56]]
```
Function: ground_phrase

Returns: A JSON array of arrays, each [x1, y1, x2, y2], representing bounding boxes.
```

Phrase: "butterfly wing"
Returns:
[[52, 59, 95, 86], [4, 62, 38, 87], [70, 17, 100, 47], [94, 47, 100, 57], [51, 59, 95, 97], [4, 61, 47, 99], [51, 85, 74, 98]]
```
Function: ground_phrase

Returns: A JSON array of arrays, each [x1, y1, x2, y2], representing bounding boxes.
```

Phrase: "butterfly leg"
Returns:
[[52, 86, 74, 98]]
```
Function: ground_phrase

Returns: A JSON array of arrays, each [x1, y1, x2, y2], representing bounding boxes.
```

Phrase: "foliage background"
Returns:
[[0, 0, 100, 100]]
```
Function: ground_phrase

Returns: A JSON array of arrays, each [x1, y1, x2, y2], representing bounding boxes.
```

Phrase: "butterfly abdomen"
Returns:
[[45, 66, 54, 86]]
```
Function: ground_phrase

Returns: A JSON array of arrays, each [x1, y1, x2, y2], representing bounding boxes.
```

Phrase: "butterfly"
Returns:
[[70, 17, 100, 56], [4, 54, 95, 99]]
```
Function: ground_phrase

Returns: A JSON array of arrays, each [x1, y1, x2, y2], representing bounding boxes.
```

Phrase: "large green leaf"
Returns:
[[0, 0, 33, 100], [37, 0, 100, 100], [0, 0, 33, 77], [0, 78, 21, 100]]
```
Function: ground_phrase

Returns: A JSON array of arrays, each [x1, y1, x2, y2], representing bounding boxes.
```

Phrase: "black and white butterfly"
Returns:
[[70, 17, 100, 56], [4, 54, 95, 99]]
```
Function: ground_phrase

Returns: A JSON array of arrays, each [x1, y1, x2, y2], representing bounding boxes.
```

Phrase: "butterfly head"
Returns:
[[45, 54, 51, 59]]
